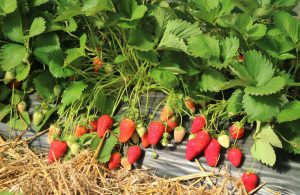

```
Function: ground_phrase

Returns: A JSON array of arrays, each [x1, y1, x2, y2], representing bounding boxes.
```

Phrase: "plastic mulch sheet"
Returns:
[[0, 92, 299, 195]]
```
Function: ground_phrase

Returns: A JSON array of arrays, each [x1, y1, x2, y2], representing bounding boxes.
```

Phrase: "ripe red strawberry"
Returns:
[[141, 133, 150, 148], [127, 146, 142, 164], [166, 116, 178, 133], [160, 105, 174, 122], [191, 115, 206, 134], [148, 121, 165, 145], [119, 118, 136, 143], [227, 147, 242, 167], [89, 120, 97, 132], [186, 138, 201, 160], [174, 126, 185, 143], [48, 140, 68, 163], [204, 139, 221, 167], [229, 123, 245, 139], [241, 172, 259, 192], [75, 125, 89, 138], [195, 130, 211, 150], [93, 57, 103, 72], [186, 131, 210, 161], [48, 125, 61, 144], [97, 115, 113, 137], [108, 152, 121, 170], [184, 98, 195, 113]]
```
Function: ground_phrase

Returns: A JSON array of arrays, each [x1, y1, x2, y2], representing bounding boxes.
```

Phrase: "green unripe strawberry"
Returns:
[[4, 71, 15, 85], [70, 143, 81, 155], [136, 124, 146, 137], [17, 101, 27, 113], [54, 85, 62, 97], [218, 134, 230, 148], [33, 111, 44, 126], [104, 64, 114, 74]]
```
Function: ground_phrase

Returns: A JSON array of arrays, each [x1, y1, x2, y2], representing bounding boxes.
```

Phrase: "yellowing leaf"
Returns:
[[251, 140, 276, 166]]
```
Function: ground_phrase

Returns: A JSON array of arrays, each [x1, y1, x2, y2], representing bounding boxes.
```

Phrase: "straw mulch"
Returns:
[[0, 136, 268, 195]]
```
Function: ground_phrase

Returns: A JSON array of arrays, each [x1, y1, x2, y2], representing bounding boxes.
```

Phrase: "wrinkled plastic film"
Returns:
[[1, 92, 299, 195]]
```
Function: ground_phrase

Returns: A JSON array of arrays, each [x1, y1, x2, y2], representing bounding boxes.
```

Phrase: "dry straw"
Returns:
[[0, 136, 269, 195]]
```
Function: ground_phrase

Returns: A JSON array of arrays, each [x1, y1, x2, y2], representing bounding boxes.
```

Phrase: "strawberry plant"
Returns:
[[0, 0, 300, 188]]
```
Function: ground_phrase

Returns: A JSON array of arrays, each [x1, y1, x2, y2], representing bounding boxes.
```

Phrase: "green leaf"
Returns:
[[10, 90, 22, 106], [255, 124, 282, 148], [136, 50, 158, 64], [251, 140, 276, 166], [255, 28, 295, 56], [158, 19, 201, 53], [150, 69, 179, 89], [93, 89, 115, 114], [274, 12, 299, 44], [198, 70, 226, 92], [191, 0, 219, 11], [187, 7, 219, 25], [9, 111, 30, 131], [188, 34, 220, 58], [0, 85, 11, 101], [65, 18, 78, 32], [0, 44, 27, 71], [277, 101, 300, 123], [220, 37, 239, 65], [120, 0, 147, 21], [33, 71, 56, 100], [64, 48, 83, 66], [227, 89, 244, 114], [15, 62, 30, 81], [276, 120, 300, 154], [61, 81, 88, 106], [152, 5, 176, 38], [131, 4, 147, 20], [79, 33, 87, 51], [244, 76, 286, 96], [28, 17, 46, 37], [114, 55, 127, 64], [233, 0, 260, 14], [243, 93, 281, 122], [0, 0, 17, 16], [64, 34, 86, 66], [78, 133, 96, 146], [55, 0, 82, 21], [231, 50, 274, 86], [247, 23, 267, 40], [217, 13, 250, 32], [274, 0, 297, 7], [128, 26, 154, 51], [2, 10, 24, 43], [34, 34, 74, 78], [0, 103, 11, 121], [90, 133, 118, 163], [31, 0, 49, 6], [82, 0, 114, 16]]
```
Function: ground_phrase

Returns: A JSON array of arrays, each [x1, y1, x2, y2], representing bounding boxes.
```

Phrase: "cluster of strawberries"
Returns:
[[185, 115, 258, 192], [46, 98, 258, 192]]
